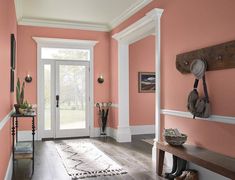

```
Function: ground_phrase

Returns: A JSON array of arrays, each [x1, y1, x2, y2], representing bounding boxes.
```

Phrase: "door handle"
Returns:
[[56, 95, 59, 108]]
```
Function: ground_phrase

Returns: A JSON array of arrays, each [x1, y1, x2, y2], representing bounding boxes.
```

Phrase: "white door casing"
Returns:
[[112, 8, 164, 170], [33, 37, 98, 139]]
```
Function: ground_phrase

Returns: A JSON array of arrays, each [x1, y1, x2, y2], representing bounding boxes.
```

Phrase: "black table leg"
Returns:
[[11, 117, 15, 175], [32, 116, 35, 174], [15, 117, 18, 143]]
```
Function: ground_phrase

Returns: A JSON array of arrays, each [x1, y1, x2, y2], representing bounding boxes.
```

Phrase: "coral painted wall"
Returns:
[[0, 0, 17, 179], [129, 35, 155, 126], [17, 25, 110, 130], [111, 0, 235, 157]]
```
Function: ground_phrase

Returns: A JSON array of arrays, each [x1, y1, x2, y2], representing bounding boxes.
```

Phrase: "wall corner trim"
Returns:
[[161, 109, 235, 125]]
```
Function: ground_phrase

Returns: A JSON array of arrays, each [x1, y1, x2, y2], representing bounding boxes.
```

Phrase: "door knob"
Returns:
[[56, 95, 59, 108]]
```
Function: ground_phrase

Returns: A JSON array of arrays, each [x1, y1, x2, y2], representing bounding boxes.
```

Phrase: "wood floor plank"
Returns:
[[13, 135, 163, 180]]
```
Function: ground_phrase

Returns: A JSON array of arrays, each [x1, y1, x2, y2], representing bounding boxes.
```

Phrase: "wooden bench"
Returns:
[[156, 141, 235, 179]]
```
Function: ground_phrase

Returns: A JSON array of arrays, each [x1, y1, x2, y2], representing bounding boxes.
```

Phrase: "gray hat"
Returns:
[[190, 59, 206, 79]]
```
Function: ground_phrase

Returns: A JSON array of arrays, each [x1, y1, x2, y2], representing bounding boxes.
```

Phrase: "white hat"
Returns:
[[190, 59, 206, 79]]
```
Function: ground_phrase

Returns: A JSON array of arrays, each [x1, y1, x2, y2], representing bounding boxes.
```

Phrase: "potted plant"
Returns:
[[19, 101, 32, 114], [14, 78, 33, 114], [14, 78, 25, 114]]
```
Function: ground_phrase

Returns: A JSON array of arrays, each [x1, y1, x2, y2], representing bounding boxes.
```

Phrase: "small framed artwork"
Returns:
[[10, 69, 14, 92], [11, 34, 16, 69], [138, 72, 155, 93]]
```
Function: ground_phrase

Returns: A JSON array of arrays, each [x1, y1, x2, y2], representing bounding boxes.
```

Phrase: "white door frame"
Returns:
[[112, 8, 164, 168], [33, 37, 98, 140]]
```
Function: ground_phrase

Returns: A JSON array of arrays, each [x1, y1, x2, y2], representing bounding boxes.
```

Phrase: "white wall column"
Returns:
[[116, 43, 132, 142], [150, 9, 164, 171]]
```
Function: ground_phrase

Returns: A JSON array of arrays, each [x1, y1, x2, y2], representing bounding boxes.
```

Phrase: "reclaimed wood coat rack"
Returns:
[[176, 40, 235, 74]]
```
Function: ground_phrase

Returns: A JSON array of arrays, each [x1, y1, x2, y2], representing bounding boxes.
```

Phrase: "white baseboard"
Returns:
[[18, 125, 154, 142], [92, 128, 101, 137], [130, 125, 155, 135], [94, 125, 154, 141], [115, 126, 131, 142], [18, 130, 38, 141], [93, 127, 117, 140], [107, 127, 117, 139], [4, 154, 12, 180]]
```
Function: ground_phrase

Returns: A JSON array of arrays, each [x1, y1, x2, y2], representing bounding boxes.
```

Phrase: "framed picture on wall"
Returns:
[[11, 33, 16, 69], [10, 69, 14, 92], [138, 72, 155, 93]]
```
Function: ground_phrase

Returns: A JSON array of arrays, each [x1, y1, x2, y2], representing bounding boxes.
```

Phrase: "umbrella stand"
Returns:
[[96, 102, 112, 137]]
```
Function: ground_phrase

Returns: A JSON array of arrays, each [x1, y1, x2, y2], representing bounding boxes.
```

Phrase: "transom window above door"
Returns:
[[41, 47, 90, 61]]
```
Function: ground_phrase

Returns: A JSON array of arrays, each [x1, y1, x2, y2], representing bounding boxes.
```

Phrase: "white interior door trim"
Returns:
[[33, 37, 98, 140], [112, 8, 164, 171], [112, 8, 164, 142]]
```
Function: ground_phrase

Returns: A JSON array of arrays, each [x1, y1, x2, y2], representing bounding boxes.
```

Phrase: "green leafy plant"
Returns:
[[16, 78, 25, 105], [19, 100, 31, 109]]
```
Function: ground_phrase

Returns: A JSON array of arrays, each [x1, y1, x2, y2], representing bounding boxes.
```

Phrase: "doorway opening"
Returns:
[[33, 38, 98, 139], [112, 8, 164, 169], [129, 34, 156, 150]]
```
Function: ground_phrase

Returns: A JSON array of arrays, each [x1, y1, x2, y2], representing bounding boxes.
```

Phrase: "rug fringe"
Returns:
[[70, 168, 127, 179]]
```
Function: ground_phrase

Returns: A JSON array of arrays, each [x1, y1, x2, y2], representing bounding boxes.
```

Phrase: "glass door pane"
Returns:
[[57, 63, 87, 132], [44, 64, 51, 130], [50, 60, 90, 138]]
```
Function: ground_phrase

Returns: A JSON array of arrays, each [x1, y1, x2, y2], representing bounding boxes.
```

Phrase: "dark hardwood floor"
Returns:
[[12, 134, 164, 180]]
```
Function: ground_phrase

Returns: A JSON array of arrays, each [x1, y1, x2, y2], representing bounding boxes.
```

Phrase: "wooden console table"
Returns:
[[156, 141, 235, 179], [11, 112, 36, 174]]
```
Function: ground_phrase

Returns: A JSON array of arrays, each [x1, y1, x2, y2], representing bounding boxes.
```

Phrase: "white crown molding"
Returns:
[[14, 0, 153, 32], [109, 0, 153, 29], [32, 37, 98, 48], [18, 17, 110, 32], [14, 0, 23, 21], [0, 109, 14, 131], [161, 109, 235, 125], [112, 8, 163, 43]]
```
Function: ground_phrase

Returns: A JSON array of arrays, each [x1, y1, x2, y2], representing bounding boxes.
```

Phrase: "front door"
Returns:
[[55, 61, 89, 138], [42, 60, 90, 138]]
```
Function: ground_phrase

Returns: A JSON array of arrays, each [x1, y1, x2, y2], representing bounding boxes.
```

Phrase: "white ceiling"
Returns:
[[14, 0, 153, 31]]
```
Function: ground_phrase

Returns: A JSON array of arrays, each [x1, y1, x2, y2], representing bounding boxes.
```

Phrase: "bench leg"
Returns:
[[156, 149, 165, 176]]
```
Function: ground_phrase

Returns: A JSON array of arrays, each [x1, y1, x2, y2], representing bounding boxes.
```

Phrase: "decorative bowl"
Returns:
[[163, 133, 187, 146]]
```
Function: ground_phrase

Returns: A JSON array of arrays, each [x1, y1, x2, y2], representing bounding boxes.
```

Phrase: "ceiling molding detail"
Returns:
[[18, 18, 110, 32], [32, 37, 98, 47], [109, 0, 153, 29], [14, 0, 23, 21], [112, 8, 163, 44], [14, 0, 153, 32]]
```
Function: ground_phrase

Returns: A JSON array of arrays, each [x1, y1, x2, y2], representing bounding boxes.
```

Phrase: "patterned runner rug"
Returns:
[[56, 141, 127, 179]]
